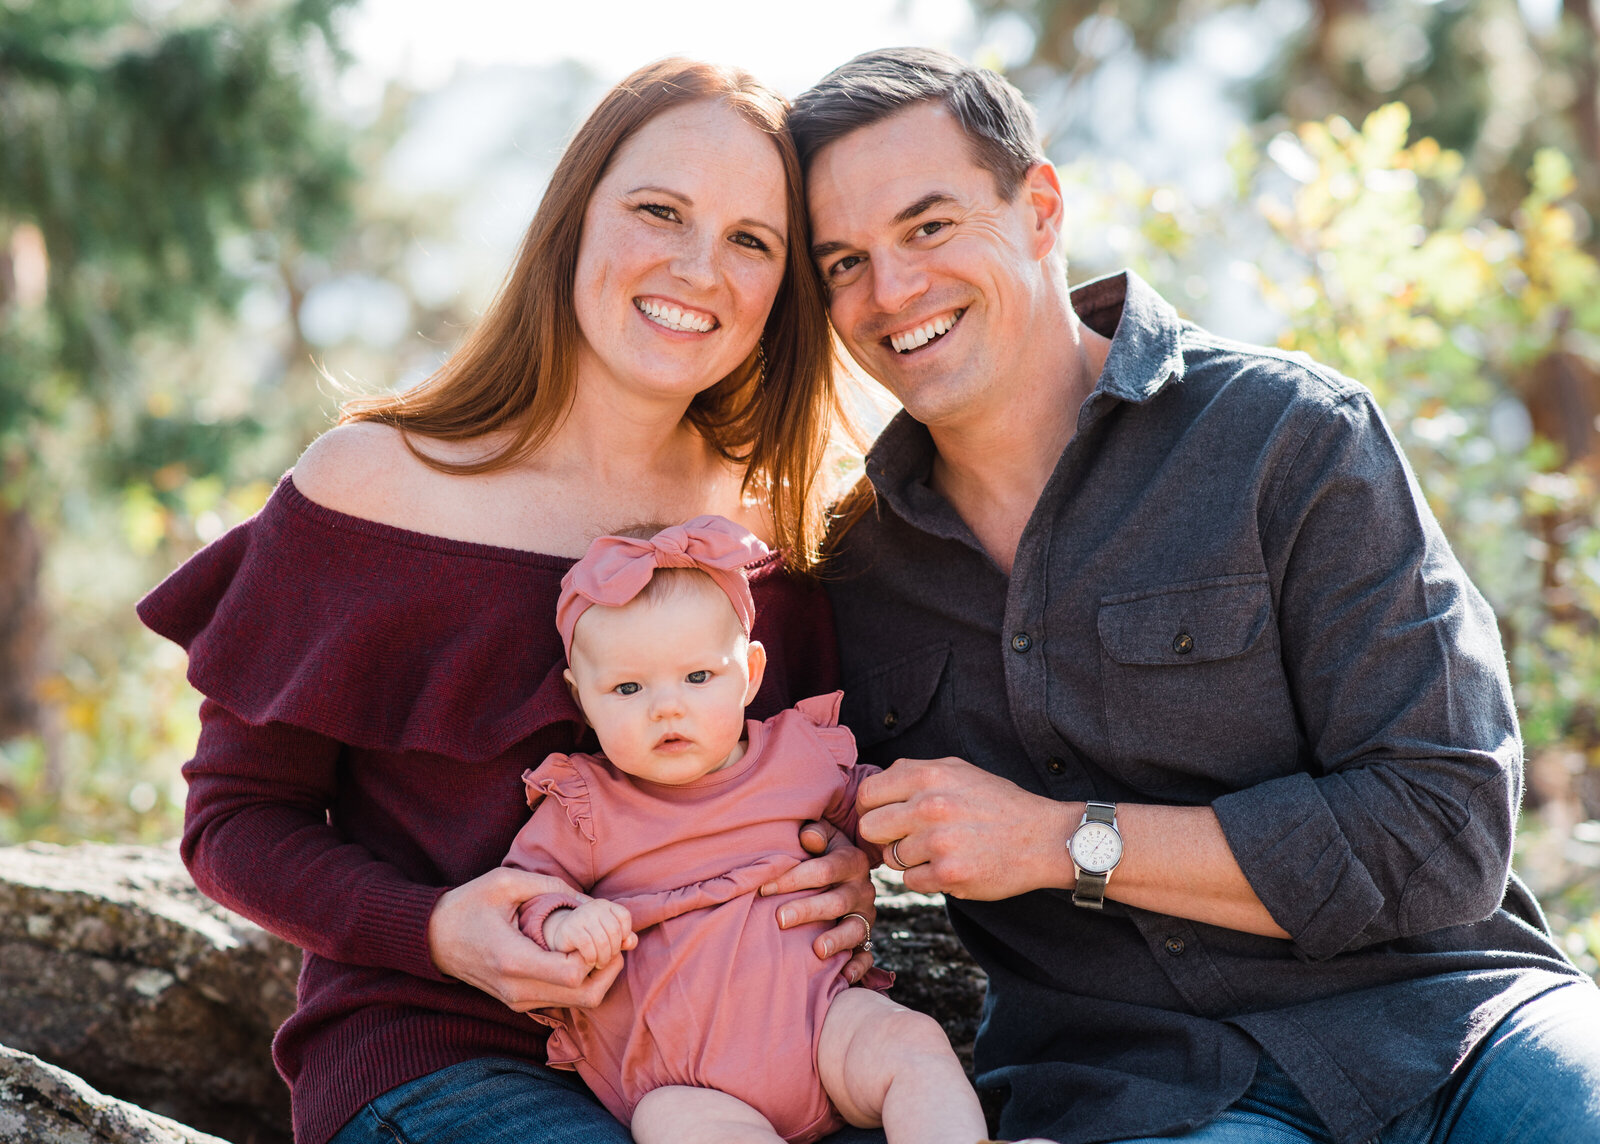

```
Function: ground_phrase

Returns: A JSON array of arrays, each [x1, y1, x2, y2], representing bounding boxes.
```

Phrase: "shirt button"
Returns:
[[1047, 756, 1065, 775], [882, 708, 898, 730], [1164, 936, 1186, 956], [1173, 632, 1195, 655], [1011, 632, 1032, 653]]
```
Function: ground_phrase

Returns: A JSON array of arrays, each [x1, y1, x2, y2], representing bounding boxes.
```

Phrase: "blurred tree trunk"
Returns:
[[0, 502, 42, 740]]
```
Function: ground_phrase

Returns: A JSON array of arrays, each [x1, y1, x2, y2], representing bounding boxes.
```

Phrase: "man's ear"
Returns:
[[742, 640, 768, 706], [1022, 160, 1065, 262]]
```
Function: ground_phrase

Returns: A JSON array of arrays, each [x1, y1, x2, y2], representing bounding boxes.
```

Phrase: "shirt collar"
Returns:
[[862, 269, 1186, 518]]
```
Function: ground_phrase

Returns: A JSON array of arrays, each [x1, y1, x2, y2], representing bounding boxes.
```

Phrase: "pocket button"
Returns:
[[1173, 632, 1195, 655], [882, 708, 898, 730]]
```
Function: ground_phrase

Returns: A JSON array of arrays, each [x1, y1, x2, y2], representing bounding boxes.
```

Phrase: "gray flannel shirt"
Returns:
[[826, 271, 1585, 1144]]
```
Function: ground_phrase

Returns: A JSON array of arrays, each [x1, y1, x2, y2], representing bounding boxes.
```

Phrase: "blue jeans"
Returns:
[[328, 1056, 888, 1144], [1111, 981, 1600, 1144]]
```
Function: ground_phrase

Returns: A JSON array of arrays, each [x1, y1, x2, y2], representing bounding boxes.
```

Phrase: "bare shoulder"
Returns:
[[292, 421, 433, 524]]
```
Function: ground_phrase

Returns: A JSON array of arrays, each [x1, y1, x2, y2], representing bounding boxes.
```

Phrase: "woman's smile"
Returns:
[[634, 296, 719, 334]]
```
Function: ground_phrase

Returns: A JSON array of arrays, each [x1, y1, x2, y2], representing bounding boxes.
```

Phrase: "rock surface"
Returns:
[[0, 845, 987, 1143], [0, 843, 298, 1144], [870, 871, 989, 1073], [0, 1043, 229, 1144]]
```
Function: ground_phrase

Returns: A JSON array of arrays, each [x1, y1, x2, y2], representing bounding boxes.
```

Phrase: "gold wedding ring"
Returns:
[[841, 911, 873, 952]]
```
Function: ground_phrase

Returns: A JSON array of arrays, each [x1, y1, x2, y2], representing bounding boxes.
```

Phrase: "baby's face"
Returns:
[[565, 583, 765, 785]]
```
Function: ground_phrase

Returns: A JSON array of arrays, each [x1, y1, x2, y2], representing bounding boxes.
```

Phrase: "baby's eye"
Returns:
[[615, 682, 641, 695], [686, 670, 711, 684]]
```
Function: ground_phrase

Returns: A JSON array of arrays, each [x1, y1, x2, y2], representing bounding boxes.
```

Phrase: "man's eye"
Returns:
[[828, 254, 862, 278], [915, 220, 947, 238], [615, 682, 641, 695], [686, 670, 710, 684]]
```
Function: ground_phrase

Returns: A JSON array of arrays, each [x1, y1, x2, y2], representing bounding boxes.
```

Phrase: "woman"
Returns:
[[138, 59, 880, 1144]]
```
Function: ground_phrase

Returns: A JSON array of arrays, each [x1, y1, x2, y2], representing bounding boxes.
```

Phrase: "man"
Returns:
[[793, 47, 1600, 1144]]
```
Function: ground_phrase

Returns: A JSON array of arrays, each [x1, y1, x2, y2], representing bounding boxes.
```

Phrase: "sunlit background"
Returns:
[[2, 0, 1598, 976]]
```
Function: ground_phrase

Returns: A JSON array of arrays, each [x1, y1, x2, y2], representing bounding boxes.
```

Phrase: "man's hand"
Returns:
[[428, 867, 624, 1012], [543, 899, 637, 969], [856, 756, 1075, 900], [759, 821, 877, 983]]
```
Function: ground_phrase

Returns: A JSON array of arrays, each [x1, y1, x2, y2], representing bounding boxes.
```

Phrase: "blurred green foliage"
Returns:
[[0, 0, 358, 835]]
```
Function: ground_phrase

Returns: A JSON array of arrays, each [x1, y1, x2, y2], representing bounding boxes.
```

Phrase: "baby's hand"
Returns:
[[543, 899, 636, 968]]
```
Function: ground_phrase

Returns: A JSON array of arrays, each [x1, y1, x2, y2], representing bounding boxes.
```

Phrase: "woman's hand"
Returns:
[[428, 867, 623, 1012], [760, 821, 877, 983]]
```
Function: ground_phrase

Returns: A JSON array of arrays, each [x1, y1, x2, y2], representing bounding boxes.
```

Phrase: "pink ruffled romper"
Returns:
[[503, 691, 891, 1144]]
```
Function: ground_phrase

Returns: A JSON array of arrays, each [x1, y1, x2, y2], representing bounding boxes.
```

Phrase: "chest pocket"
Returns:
[[841, 642, 963, 767], [1096, 575, 1299, 796]]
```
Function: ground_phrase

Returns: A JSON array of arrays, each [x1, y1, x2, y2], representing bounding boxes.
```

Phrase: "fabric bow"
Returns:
[[556, 515, 768, 660]]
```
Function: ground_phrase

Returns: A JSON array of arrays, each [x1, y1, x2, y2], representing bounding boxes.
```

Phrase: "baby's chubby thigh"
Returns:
[[816, 989, 983, 1139], [631, 1085, 785, 1144]]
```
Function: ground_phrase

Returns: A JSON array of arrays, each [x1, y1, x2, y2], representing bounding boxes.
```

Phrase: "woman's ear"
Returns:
[[742, 640, 768, 706]]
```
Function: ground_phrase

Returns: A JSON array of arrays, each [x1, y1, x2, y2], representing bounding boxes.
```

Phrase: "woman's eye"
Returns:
[[639, 203, 679, 222], [686, 670, 710, 684], [615, 682, 641, 695], [730, 231, 770, 252]]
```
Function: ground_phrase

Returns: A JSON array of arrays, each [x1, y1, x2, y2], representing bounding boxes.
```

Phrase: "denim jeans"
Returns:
[[327, 1056, 888, 1144], [1110, 980, 1600, 1144]]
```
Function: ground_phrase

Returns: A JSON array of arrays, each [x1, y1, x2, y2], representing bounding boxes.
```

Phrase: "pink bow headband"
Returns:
[[556, 515, 768, 660]]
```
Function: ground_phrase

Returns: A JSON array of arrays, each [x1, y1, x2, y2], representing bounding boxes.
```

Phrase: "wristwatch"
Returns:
[[1069, 801, 1122, 909]]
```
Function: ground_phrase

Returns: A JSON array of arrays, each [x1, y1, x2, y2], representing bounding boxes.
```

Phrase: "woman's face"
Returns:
[[571, 100, 789, 406]]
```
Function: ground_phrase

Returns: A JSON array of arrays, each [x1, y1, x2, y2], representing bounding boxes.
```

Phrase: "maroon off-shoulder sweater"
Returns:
[[137, 475, 839, 1144]]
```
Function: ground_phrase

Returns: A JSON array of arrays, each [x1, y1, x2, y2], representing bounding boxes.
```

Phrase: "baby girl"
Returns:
[[501, 516, 1002, 1144]]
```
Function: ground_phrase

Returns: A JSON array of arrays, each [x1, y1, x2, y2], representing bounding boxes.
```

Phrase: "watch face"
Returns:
[[1071, 820, 1122, 874]]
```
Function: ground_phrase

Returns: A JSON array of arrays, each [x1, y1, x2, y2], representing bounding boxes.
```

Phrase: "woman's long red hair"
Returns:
[[340, 58, 839, 570]]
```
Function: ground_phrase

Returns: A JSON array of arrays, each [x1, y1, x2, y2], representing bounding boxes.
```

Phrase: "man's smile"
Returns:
[[887, 308, 965, 354]]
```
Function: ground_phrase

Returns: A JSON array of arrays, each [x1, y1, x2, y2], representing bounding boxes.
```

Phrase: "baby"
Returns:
[[502, 516, 1002, 1144]]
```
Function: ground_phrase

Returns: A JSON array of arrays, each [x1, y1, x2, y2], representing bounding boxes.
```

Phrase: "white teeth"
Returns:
[[636, 298, 715, 333], [890, 309, 962, 354]]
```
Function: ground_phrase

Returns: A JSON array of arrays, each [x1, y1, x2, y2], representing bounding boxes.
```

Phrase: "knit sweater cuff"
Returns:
[[351, 879, 454, 982]]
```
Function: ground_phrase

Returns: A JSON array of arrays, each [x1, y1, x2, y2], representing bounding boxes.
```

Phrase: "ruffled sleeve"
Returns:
[[782, 692, 882, 865], [792, 691, 859, 770], [505, 752, 601, 902], [137, 475, 584, 758], [521, 754, 597, 844]]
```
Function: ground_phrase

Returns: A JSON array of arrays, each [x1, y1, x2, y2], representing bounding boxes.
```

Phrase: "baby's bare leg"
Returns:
[[817, 988, 987, 1144], [631, 1085, 785, 1144]]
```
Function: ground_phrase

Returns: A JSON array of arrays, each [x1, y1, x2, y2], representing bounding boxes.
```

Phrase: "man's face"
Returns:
[[806, 100, 1059, 429]]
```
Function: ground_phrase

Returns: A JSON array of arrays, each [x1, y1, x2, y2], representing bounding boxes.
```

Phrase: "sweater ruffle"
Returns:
[[136, 475, 593, 761]]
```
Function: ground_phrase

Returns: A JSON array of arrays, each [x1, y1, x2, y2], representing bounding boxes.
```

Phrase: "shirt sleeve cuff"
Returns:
[[1213, 771, 1386, 961], [517, 892, 587, 952]]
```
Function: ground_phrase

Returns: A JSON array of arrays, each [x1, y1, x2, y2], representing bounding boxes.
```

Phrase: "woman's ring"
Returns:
[[841, 912, 873, 952], [890, 838, 907, 870]]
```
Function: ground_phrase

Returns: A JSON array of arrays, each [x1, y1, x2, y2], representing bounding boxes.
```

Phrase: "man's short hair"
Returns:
[[790, 47, 1046, 200]]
